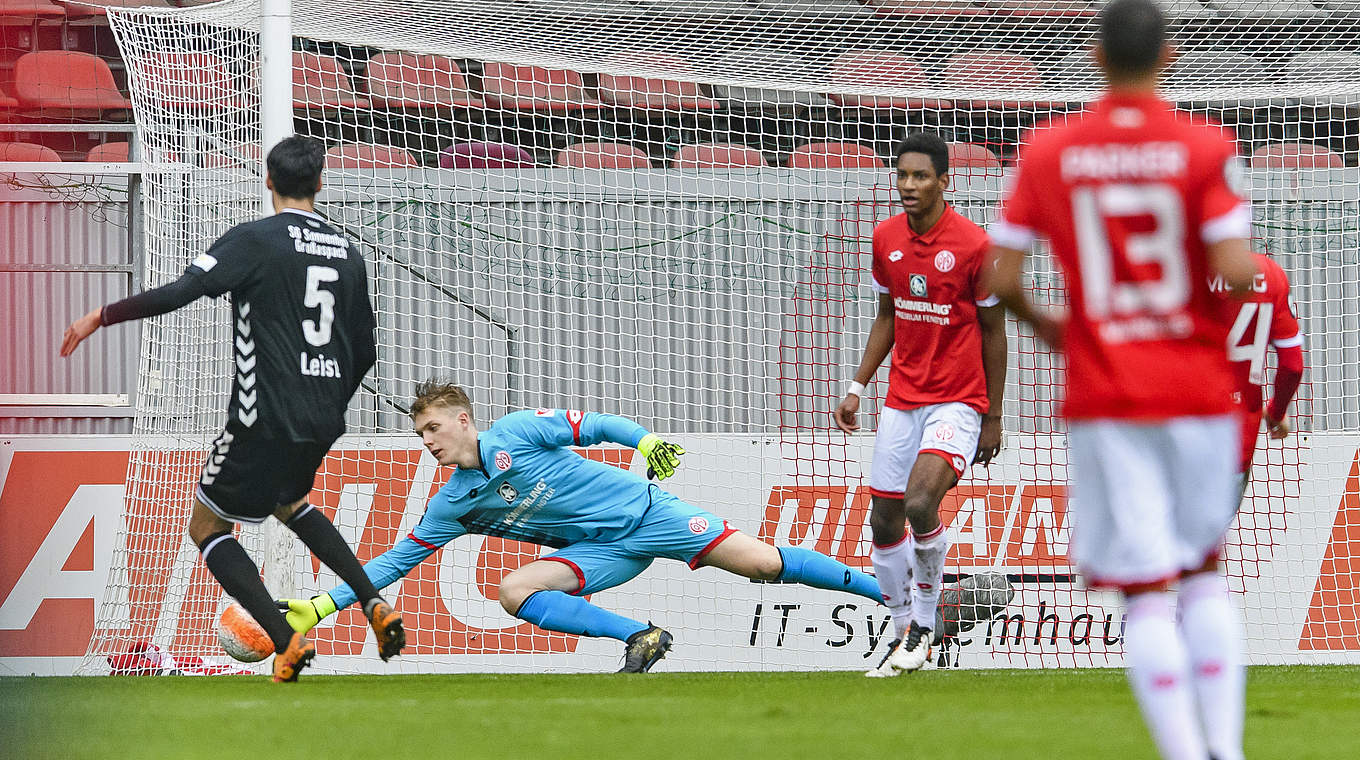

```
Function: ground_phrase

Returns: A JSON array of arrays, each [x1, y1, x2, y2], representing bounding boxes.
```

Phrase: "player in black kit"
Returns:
[[61, 136, 404, 681]]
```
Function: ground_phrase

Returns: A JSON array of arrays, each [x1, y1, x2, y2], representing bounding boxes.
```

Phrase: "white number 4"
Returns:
[[303, 265, 339, 347], [1227, 302, 1272, 385]]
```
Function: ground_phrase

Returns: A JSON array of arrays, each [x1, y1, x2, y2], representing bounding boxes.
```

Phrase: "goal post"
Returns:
[[79, 0, 1360, 674]]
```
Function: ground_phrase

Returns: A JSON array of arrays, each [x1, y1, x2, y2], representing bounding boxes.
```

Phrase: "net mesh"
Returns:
[[78, 0, 1360, 673]]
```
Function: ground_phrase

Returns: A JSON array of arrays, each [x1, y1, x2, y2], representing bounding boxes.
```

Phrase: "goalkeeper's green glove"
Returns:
[[275, 593, 337, 634], [638, 433, 685, 481]]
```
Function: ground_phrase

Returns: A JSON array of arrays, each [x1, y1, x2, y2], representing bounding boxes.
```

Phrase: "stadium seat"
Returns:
[[480, 63, 601, 111], [14, 50, 131, 113], [707, 49, 828, 110], [0, 0, 66, 22], [827, 50, 947, 110], [787, 141, 882, 169], [365, 52, 483, 109], [439, 141, 535, 169], [671, 143, 769, 168], [293, 51, 368, 109], [1047, 48, 1099, 93], [947, 142, 1002, 172], [143, 52, 248, 111], [979, 0, 1096, 16], [1208, 0, 1328, 17], [325, 143, 419, 169], [939, 50, 1051, 109], [554, 142, 653, 169], [597, 52, 717, 111], [84, 141, 128, 161], [0, 141, 61, 161], [1249, 143, 1345, 169]]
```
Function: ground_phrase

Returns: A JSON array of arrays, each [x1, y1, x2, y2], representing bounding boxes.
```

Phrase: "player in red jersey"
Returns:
[[834, 132, 1007, 676], [1213, 253, 1304, 486], [986, 2, 1258, 758]]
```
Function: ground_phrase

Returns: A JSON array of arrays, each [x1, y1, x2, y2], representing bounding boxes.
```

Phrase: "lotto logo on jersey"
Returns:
[[534, 409, 555, 417], [934, 250, 956, 272], [688, 516, 709, 534], [910, 274, 928, 298], [888, 249, 904, 262], [494, 451, 513, 471]]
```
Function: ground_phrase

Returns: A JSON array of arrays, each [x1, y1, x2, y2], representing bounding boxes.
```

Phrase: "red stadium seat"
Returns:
[[14, 51, 131, 113], [480, 63, 601, 111], [671, 143, 769, 168], [554, 142, 653, 169], [939, 50, 1052, 109], [787, 142, 883, 169], [0, 0, 66, 22], [293, 51, 368, 109], [1250, 143, 1345, 169], [365, 52, 483, 109], [827, 50, 948, 110], [325, 143, 419, 169], [439, 141, 536, 169], [947, 142, 1003, 171], [979, 0, 1096, 16], [143, 52, 249, 111], [0, 141, 61, 161], [85, 141, 128, 161], [597, 52, 717, 111]]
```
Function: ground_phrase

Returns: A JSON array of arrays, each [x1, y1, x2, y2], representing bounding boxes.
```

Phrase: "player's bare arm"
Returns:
[[1208, 237, 1259, 295], [59, 307, 102, 356], [975, 303, 1007, 465], [987, 245, 1063, 348], [835, 292, 894, 433]]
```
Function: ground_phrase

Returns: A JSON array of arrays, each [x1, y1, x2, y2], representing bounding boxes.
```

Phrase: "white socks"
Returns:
[[870, 536, 913, 639], [910, 525, 950, 631], [1178, 573, 1245, 760], [1124, 592, 1206, 760]]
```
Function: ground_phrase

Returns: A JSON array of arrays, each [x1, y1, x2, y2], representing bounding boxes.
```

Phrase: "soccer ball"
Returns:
[[217, 602, 274, 662]]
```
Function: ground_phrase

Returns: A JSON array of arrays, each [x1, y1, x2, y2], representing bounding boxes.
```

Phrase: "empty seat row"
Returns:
[[1, 139, 1344, 168]]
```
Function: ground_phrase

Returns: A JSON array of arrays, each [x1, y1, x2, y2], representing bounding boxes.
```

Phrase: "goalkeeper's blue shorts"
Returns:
[[541, 486, 735, 595]]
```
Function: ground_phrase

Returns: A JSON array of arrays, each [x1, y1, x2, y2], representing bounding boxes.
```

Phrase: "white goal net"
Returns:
[[80, 0, 1360, 674]]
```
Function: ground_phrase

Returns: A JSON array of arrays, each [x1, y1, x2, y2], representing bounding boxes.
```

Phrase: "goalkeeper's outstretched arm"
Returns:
[[504, 409, 686, 480]]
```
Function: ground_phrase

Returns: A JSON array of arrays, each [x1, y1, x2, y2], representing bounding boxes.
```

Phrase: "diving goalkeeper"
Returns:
[[279, 380, 894, 672]]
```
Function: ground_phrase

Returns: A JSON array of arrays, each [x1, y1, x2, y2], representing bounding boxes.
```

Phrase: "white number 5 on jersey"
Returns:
[[302, 265, 339, 347]]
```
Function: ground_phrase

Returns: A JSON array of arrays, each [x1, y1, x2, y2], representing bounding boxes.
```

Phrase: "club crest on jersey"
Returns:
[[494, 450, 513, 471], [688, 516, 709, 534], [934, 250, 956, 272], [909, 274, 928, 298], [498, 482, 518, 505], [934, 423, 956, 441], [888, 249, 904, 262]]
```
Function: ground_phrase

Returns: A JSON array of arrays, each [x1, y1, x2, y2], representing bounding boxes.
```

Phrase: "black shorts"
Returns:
[[195, 430, 335, 523]]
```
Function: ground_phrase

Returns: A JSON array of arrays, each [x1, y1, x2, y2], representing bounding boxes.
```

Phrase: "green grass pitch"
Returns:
[[2, 666, 1355, 759]]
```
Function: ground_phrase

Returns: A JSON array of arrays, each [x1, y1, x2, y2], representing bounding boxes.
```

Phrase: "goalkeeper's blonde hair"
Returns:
[[409, 380, 473, 419]]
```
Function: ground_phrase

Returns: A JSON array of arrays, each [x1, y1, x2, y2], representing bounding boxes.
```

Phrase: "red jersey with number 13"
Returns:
[[992, 93, 1251, 420]]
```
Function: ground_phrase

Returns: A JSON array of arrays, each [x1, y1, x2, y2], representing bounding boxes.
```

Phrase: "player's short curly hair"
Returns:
[[409, 380, 473, 419]]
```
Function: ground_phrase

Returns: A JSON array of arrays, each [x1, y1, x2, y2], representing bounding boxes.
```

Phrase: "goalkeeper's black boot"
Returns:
[[618, 624, 672, 673]]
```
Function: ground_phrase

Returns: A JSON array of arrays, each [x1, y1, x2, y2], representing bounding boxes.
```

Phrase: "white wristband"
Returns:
[[846, 381, 866, 398]]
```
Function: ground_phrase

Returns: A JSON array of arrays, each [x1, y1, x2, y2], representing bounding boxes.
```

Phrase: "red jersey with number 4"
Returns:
[[1214, 253, 1302, 468], [991, 93, 1251, 420], [871, 205, 997, 414]]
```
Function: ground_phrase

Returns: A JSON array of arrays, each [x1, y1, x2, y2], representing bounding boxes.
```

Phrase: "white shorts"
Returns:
[[869, 402, 981, 498], [1068, 415, 1238, 589]]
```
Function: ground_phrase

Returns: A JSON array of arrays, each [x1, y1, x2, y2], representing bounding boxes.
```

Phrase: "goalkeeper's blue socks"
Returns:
[[777, 547, 883, 603], [515, 590, 649, 642]]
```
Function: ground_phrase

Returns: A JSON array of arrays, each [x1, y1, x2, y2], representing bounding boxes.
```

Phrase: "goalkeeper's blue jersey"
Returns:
[[328, 408, 652, 608]]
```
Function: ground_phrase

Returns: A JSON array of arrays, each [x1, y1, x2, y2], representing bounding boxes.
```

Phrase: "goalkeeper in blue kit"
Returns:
[[278, 380, 888, 672]]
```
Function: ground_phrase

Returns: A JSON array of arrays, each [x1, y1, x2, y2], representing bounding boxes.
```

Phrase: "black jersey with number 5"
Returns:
[[184, 208, 376, 442]]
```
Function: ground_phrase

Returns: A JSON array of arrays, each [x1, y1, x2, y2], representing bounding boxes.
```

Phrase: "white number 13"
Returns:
[[302, 265, 339, 347], [1073, 183, 1190, 320]]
